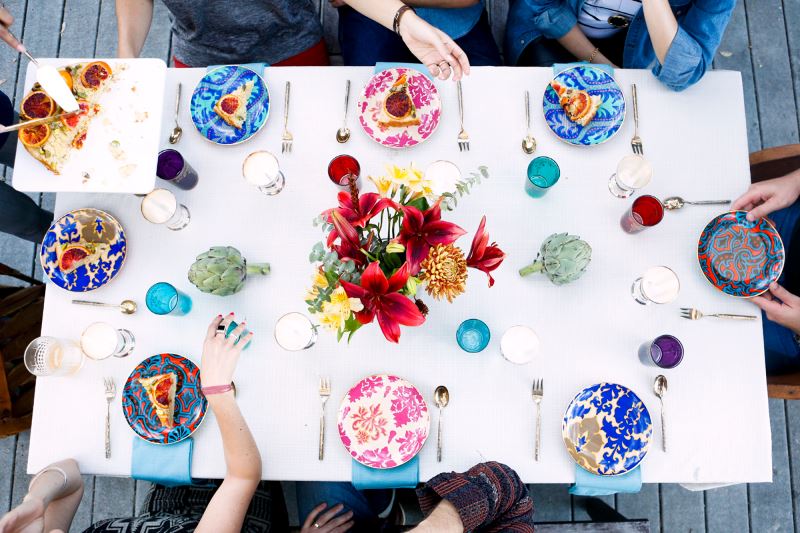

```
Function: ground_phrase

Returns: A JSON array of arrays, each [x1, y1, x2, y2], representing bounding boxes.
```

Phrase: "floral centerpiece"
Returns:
[[306, 164, 505, 343]]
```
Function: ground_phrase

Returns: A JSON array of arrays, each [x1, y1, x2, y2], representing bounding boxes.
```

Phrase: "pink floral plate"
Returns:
[[338, 374, 430, 469], [357, 68, 441, 149]]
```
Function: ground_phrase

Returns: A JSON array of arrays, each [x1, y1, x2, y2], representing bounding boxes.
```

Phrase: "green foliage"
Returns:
[[441, 165, 490, 211]]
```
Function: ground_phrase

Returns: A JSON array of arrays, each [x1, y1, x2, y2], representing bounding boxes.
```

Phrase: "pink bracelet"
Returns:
[[201, 383, 234, 396]]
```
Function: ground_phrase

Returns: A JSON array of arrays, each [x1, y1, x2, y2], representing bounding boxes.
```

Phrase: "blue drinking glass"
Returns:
[[456, 319, 491, 353], [225, 320, 252, 350], [145, 282, 192, 316], [525, 156, 560, 197]]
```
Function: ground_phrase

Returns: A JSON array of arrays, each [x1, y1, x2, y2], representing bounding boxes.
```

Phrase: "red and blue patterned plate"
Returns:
[[122, 353, 207, 445], [697, 211, 785, 298]]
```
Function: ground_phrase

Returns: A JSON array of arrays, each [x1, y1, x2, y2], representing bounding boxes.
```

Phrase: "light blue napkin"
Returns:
[[207, 63, 268, 74], [375, 63, 432, 80], [569, 465, 642, 496], [131, 437, 193, 487], [553, 62, 614, 76], [352, 456, 419, 490]]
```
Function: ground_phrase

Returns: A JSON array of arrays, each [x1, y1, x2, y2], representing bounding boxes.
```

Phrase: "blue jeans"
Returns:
[[338, 7, 502, 67], [295, 482, 393, 532]]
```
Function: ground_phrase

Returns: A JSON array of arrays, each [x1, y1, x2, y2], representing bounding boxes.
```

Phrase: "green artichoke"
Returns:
[[519, 233, 591, 285], [188, 246, 270, 296]]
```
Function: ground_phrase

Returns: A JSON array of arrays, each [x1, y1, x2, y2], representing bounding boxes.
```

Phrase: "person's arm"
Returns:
[[195, 314, 261, 533], [556, 26, 616, 66], [752, 283, 800, 336], [115, 0, 154, 58], [404, 0, 479, 5], [641, 0, 679, 64], [732, 168, 800, 221]]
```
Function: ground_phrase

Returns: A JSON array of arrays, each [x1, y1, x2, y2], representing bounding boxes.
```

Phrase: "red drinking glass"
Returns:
[[620, 195, 664, 234], [328, 155, 361, 186]]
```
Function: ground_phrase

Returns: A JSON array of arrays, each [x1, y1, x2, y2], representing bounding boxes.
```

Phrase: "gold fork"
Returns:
[[631, 84, 643, 155], [456, 81, 469, 152], [281, 81, 293, 154], [318, 376, 331, 460], [531, 378, 543, 461], [103, 377, 116, 459], [680, 307, 756, 321]]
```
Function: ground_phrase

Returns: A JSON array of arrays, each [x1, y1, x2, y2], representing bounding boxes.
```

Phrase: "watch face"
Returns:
[[608, 15, 630, 28]]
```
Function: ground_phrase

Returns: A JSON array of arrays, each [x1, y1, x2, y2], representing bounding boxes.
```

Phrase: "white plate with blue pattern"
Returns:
[[190, 65, 269, 145]]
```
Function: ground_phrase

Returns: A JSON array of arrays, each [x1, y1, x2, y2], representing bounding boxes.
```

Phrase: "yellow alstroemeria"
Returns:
[[386, 164, 409, 187], [305, 270, 329, 301], [319, 286, 364, 331], [404, 164, 434, 199], [369, 174, 395, 198]]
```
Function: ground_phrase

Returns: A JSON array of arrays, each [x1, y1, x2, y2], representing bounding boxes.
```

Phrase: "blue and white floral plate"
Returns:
[[122, 353, 207, 445], [562, 382, 652, 476], [543, 65, 625, 146], [39, 208, 127, 292], [190, 65, 269, 145]]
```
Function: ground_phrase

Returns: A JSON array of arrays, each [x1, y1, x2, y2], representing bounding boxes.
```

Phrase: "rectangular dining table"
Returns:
[[25, 66, 772, 485]]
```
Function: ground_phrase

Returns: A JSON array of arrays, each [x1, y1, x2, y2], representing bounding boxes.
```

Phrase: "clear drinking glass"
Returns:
[[140, 188, 191, 230], [145, 282, 192, 316], [80, 322, 135, 360], [620, 195, 664, 234], [631, 266, 680, 305], [639, 334, 684, 369], [525, 156, 560, 198], [328, 154, 361, 187], [274, 312, 317, 351], [456, 319, 490, 353], [243, 150, 285, 195], [500, 325, 540, 364], [608, 154, 653, 198], [157, 149, 199, 190], [24, 337, 84, 377]]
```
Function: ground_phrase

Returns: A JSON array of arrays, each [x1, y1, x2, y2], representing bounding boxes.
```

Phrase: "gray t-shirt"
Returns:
[[163, 0, 323, 66]]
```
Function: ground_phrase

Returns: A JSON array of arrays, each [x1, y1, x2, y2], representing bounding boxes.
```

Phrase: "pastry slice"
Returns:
[[138, 373, 178, 429], [550, 81, 601, 126], [213, 79, 255, 129], [56, 242, 110, 274], [378, 73, 420, 128]]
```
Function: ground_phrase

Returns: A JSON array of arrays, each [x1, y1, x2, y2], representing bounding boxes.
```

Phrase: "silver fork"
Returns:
[[631, 84, 643, 155], [680, 307, 757, 321], [532, 378, 543, 461], [456, 81, 469, 152], [281, 81, 293, 154], [318, 376, 331, 460], [103, 377, 116, 459]]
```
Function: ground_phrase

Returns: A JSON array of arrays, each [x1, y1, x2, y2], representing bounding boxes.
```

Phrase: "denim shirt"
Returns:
[[417, 1, 485, 40], [505, 0, 735, 91]]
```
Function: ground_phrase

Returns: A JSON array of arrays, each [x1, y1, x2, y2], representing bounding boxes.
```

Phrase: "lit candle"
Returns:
[[243, 151, 281, 187], [140, 188, 177, 224], [80, 322, 120, 360], [425, 160, 461, 196], [274, 312, 317, 351], [500, 325, 540, 364]]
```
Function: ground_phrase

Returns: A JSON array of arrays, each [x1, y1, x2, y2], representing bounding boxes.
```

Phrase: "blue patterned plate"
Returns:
[[123, 353, 207, 445], [543, 66, 625, 146], [698, 211, 784, 298], [190, 65, 269, 145], [562, 383, 652, 476], [39, 208, 126, 292]]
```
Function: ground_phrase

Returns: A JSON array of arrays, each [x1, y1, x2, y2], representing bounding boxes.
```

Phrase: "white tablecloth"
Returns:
[[27, 66, 772, 484]]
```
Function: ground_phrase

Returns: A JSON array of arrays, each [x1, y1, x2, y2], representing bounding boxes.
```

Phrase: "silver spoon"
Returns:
[[168, 83, 182, 144], [654, 375, 668, 452], [522, 91, 537, 155], [336, 80, 351, 143], [72, 299, 138, 315], [662, 196, 730, 210], [434, 385, 450, 462]]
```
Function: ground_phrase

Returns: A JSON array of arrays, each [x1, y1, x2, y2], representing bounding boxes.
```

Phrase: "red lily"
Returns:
[[396, 200, 466, 275], [324, 191, 396, 247], [340, 262, 425, 343], [467, 216, 506, 287], [330, 210, 366, 265]]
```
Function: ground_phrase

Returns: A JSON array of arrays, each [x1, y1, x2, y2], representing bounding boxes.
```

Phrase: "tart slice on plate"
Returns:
[[56, 242, 110, 274], [378, 73, 420, 128], [138, 372, 178, 429], [214, 79, 255, 129], [550, 81, 601, 126]]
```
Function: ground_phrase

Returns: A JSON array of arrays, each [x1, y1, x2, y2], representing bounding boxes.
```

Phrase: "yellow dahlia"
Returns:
[[420, 244, 467, 302]]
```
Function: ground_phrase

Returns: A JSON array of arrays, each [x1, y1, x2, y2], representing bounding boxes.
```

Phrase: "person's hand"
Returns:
[[0, 496, 45, 533], [732, 169, 800, 221], [328, 0, 347, 6], [398, 13, 470, 81], [0, 7, 24, 53], [752, 282, 800, 335], [301, 503, 354, 533], [201, 313, 252, 388]]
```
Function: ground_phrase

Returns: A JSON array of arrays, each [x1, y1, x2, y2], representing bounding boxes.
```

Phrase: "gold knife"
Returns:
[[0, 112, 78, 134]]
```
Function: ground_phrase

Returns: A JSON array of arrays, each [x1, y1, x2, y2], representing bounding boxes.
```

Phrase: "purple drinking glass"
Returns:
[[638, 334, 684, 369], [157, 149, 199, 190]]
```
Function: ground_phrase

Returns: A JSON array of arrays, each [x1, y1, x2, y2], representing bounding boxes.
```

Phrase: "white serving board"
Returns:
[[11, 58, 166, 194]]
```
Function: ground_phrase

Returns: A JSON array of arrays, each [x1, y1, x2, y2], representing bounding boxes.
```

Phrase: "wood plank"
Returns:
[[10, 430, 29, 506], [660, 484, 706, 532], [572, 495, 615, 522], [92, 476, 136, 522], [134, 480, 151, 515], [536, 522, 649, 533], [528, 484, 572, 522], [704, 484, 749, 533], [784, 399, 800, 533], [71, 475, 95, 531], [748, 399, 793, 532], [744, 0, 799, 148], [0, 435, 17, 513], [616, 483, 661, 531], [58, 0, 101, 58], [785, 0, 800, 137], [13, 0, 65, 112], [713, 0, 761, 153]]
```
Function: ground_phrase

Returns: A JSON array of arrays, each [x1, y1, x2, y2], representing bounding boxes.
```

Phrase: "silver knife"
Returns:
[[0, 112, 78, 134]]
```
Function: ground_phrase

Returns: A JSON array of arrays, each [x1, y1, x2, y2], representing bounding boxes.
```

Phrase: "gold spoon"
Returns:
[[522, 91, 536, 155], [72, 299, 137, 315], [335, 80, 351, 143], [653, 375, 667, 452], [434, 385, 450, 462], [168, 83, 183, 144], [662, 196, 730, 210]]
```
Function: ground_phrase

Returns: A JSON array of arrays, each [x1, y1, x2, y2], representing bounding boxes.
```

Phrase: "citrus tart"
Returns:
[[550, 81, 601, 127], [138, 373, 178, 429], [56, 242, 110, 274], [213, 79, 255, 129], [378, 73, 420, 128]]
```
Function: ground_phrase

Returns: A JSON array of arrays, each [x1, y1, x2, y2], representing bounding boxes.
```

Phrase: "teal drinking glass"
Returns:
[[456, 319, 491, 353], [145, 282, 192, 316], [225, 320, 252, 350], [525, 156, 560, 197]]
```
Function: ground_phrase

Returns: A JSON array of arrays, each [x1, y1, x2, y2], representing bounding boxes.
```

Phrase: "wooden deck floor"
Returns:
[[1, 0, 799, 530]]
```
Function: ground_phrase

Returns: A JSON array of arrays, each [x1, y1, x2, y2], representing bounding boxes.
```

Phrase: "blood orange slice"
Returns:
[[155, 376, 174, 406], [19, 124, 51, 148], [59, 245, 90, 272], [21, 90, 55, 119], [72, 131, 88, 149], [219, 96, 239, 114], [385, 92, 411, 119], [80, 61, 112, 89], [59, 69, 74, 92], [60, 99, 90, 129]]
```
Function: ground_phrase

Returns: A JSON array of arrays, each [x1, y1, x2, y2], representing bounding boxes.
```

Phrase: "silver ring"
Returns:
[[313, 523, 320, 529]]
